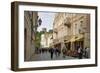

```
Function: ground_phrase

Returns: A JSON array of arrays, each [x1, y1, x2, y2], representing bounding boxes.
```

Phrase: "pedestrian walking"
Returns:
[[78, 46, 83, 59], [85, 47, 90, 58], [50, 48, 54, 59], [62, 46, 67, 58], [54, 47, 61, 57], [62, 49, 66, 58], [54, 48, 58, 57], [58, 49, 61, 56], [83, 47, 87, 58]]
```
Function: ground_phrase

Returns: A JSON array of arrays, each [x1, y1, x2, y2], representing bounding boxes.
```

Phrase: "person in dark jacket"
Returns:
[[50, 48, 54, 59]]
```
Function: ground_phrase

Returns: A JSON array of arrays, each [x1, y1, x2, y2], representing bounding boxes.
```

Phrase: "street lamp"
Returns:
[[33, 17, 42, 31], [38, 18, 42, 26], [34, 17, 42, 49]]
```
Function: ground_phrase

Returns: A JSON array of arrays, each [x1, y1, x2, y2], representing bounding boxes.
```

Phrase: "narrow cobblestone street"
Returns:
[[30, 51, 77, 61]]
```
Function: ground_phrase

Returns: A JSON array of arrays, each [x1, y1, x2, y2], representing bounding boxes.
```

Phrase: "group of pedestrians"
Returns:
[[35, 48, 49, 54], [49, 48, 61, 59], [34, 46, 90, 60], [77, 46, 90, 59], [35, 47, 62, 59], [84, 47, 90, 58]]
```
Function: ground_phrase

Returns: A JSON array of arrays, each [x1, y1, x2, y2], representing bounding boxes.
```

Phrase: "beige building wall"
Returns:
[[41, 34, 48, 48], [48, 33, 53, 47], [31, 12, 38, 58], [24, 11, 38, 61], [41, 32, 53, 48], [53, 13, 72, 50], [71, 14, 90, 49], [53, 12, 90, 51]]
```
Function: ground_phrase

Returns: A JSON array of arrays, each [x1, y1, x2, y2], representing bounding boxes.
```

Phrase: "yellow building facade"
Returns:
[[53, 13, 90, 51]]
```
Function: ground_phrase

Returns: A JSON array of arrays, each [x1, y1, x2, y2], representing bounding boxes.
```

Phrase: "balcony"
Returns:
[[53, 39, 59, 44], [64, 18, 71, 27], [79, 28, 85, 34], [53, 28, 58, 33]]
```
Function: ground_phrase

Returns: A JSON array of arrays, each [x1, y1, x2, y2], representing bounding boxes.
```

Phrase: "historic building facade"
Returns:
[[70, 13, 90, 51], [41, 31, 53, 48], [24, 11, 38, 61], [53, 13, 72, 51], [53, 13, 90, 52]]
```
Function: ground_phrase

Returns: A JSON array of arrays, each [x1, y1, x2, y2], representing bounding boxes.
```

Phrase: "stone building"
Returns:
[[41, 33, 48, 48], [53, 13, 72, 51], [70, 13, 90, 51], [24, 11, 38, 61], [53, 13, 90, 52], [41, 30, 53, 48]]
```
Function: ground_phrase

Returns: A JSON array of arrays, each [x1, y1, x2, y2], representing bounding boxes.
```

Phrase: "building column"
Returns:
[[84, 33, 90, 48]]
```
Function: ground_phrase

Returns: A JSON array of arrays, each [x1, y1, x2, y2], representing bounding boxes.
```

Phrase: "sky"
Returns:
[[37, 12, 56, 32]]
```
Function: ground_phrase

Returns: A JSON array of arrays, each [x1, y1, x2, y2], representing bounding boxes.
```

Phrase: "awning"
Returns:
[[70, 34, 84, 42], [70, 36, 76, 42], [65, 40, 71, 43], [75, 34, 84, 41]]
